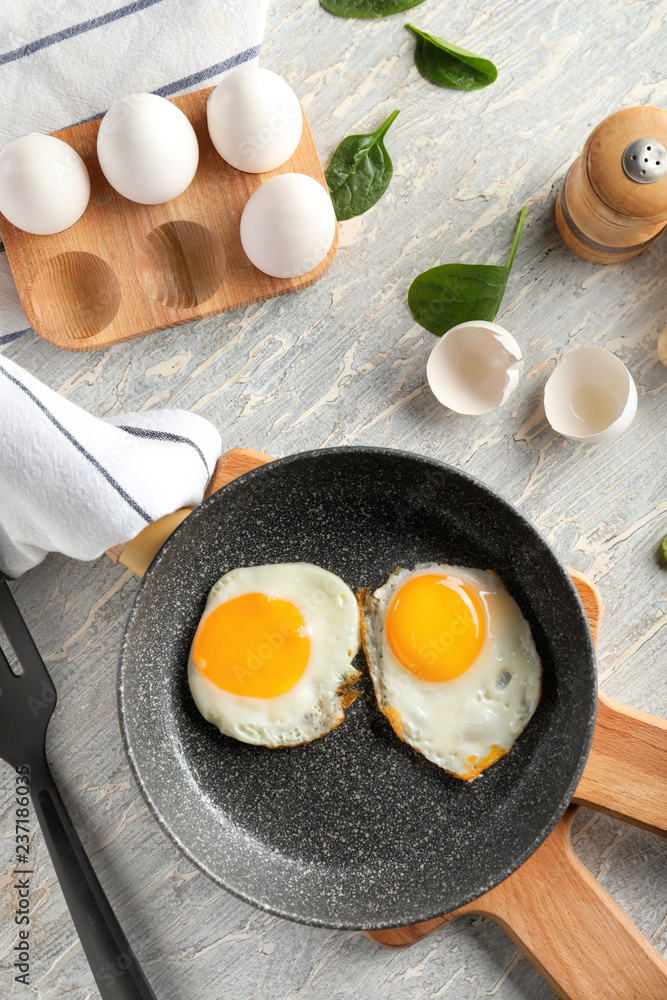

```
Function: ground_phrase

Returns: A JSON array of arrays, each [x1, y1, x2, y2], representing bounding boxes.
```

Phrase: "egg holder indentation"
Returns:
[[0, 86, 338, 352]]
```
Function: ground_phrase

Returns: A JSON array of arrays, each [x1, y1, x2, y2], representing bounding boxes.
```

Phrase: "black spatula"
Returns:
[[0, 579, 157, 1000]]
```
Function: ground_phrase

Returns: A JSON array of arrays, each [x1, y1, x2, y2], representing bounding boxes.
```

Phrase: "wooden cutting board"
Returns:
[[0, 91, 336, 352], [109, 447, 667, 1000]]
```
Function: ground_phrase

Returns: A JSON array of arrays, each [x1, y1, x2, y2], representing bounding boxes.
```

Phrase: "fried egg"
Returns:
[[188, 563, 361, 747], [359, 564, 542, 779]]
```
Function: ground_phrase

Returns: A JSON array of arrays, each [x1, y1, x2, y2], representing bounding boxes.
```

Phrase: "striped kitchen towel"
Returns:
[[0, 352, 222, 577], [0, 0, 269, 347]]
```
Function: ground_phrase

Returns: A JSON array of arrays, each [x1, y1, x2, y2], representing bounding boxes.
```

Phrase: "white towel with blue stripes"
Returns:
[[0, 0, 269, 346], [0, 353, 223, 578], [0, 0, 270, 575]]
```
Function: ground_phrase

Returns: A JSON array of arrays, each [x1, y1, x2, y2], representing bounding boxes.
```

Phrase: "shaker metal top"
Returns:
[[622, 138, 667, 183]]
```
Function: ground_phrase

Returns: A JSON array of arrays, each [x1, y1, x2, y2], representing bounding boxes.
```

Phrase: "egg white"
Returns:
[[188, 563, 361, 747], [359, 564, 542, 779]]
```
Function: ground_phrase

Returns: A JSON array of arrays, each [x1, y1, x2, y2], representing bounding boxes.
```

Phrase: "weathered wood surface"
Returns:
[[1, 1, 666, 998]]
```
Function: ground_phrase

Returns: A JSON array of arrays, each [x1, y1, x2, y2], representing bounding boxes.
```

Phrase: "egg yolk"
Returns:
[[192, 592, 310, 698], [386, 574, 485, 681]]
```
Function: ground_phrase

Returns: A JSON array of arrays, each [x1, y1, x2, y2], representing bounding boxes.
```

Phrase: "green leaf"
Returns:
[[325, 110, 400, 221], [321, 0, 425, 17], [406, 23, 498, 90], [661, 534, 667, 565], [408, 264, 509, 334], [408, 207, 526, 336]]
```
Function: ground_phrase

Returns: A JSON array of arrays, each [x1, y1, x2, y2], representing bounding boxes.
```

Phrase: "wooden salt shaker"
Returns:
[[555, 106, 667, 264]]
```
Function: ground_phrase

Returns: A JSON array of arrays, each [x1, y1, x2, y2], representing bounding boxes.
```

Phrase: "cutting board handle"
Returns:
[[574, 691, 667, 837], [479, 809, 667, 999], [567, 568, 667, 837], [367, 807, 667, 1000]]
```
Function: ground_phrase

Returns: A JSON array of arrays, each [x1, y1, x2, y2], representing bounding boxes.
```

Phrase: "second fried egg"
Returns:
[[359, 564, 542, 779]]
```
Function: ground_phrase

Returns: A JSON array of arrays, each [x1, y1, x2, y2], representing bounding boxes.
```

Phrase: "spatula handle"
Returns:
[[29, 759, 157, 1000]]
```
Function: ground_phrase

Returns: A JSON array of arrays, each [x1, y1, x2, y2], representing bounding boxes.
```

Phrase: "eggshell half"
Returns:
[[544, 345, 637, 442], [426, 321, 523, 415]]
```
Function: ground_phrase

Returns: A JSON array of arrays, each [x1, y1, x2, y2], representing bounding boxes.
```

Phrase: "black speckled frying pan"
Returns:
[[118, 447, 597, 931]]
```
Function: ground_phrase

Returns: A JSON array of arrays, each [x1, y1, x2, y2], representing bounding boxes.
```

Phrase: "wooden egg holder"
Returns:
[[0, 89, 337, 352]]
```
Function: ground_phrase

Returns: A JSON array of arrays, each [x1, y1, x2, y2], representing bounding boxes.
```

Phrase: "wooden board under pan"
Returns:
[[109, 447, 667, 1000], [0, 88, 337, 352]]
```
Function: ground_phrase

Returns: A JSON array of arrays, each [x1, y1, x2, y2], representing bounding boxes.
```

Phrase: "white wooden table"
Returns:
[[1, 1, 666, 997]]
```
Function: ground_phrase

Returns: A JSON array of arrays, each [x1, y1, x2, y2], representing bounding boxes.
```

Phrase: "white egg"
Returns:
[[97, 93, 199, 204], [207, 65, 303, 173], [240, 173, 336, 278], [359, 564, 542, 780], [188, 563, 361, 747], [0, 134, 90, 235]]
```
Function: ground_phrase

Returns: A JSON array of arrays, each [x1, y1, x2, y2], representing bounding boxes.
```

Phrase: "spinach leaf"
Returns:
[[321, 0, 426, 17], [408, 207, 526, 336], [325, 110, 400, 221], [406, 23, 498, 90]]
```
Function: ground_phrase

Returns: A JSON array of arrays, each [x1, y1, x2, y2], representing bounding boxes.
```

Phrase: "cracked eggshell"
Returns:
[[426, 321, 523, 416], [544, 345, 637, 443]]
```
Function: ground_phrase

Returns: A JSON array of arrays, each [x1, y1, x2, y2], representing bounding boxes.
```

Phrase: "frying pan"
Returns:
[[118, 446, 597, 929]]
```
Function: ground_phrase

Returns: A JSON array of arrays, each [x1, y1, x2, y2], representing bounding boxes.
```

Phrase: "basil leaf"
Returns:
[[406, 23, 498, 90], [325, 110, 400, 221], [408, 207, 526, 336], [321, 0, 425, 17]]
